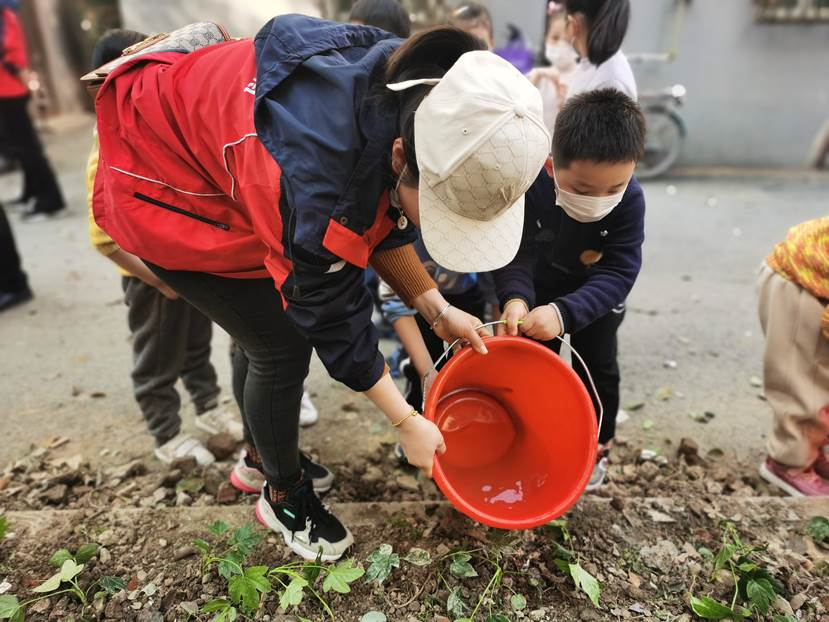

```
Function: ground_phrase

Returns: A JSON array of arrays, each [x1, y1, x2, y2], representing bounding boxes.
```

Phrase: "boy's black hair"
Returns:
[[350, 0, 411, 38], [91, 28, 147, 69], [562, 0, 629, 66], [553, 88, 645, 168]]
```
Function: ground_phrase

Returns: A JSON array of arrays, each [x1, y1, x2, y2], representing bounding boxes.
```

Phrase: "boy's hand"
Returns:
[[497, 299, 529, 336], [520, 305, 562, 341], [434, 306, 490, 355]]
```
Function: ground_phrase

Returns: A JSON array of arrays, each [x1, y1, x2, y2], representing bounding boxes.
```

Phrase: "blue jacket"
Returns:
[[493, 170, 645, 332]]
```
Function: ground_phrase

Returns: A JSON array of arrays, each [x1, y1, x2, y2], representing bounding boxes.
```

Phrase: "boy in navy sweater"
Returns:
[[493, 89, 646, 490]]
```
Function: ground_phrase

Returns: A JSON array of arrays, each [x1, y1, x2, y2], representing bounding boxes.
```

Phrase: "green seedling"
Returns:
[[0, 543, 125, 622], [690, 522, 786, 619], [0, 516, 7, 541], [807, 516, 829, 548], [546, 518, 601, 608]]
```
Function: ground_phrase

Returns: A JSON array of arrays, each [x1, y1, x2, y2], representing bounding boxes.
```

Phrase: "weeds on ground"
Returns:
[[0, 541, 125, 622], [195, 520, 363, 621], [690, 522, 791, 621]]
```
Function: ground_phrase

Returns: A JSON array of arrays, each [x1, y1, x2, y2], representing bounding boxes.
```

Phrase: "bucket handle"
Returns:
[[425, 320, 604, 442]]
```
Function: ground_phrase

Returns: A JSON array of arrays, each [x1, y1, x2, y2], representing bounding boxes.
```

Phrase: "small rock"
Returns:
[[104, 591, 126, 618], [174, 545, 198, 561], [647, 510, 676, 523], [161, 589, 185, 612], [790, 593, 808, 611], [216, 481, 239, 504], [170, 456, 197, 474], [30, 598, 51, 614], [207, 433, 238, 461], [97, 528, 117, 546], [529, 609, 546, 621], [395, 474, 419, 492], [663, 359, 678, 369], [176, 491, 193, 506], [638, 462, 660, 481], [341, 401, 360, 412], [363, 466, 383, 483], [111, 459, 147, 480], [640, 539, 679, 574], [610, 496, 625, 511], [42, 484, 68, 504], [160, 469, 183, 488], [99, 547, 112, 564], [152, 487, 169, 504], [678, 437, 702, 465], [749, 375, 763, 388], [705, 481, 724, 495], [639, 449, 658, 462], [179, 602, 199, 616]]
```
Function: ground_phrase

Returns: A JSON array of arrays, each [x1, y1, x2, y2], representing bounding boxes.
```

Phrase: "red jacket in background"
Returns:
[[0, 7, 29, 98]]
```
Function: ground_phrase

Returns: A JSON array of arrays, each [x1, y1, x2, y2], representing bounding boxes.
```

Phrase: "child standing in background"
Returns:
[[449, 3, 494, 49], [757, 218, 829, 497], [87, 30, 243, 465]]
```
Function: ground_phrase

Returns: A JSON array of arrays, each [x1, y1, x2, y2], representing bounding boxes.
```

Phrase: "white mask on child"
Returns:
[[545, 42, 578, 71], [553, 167, 627, 223]]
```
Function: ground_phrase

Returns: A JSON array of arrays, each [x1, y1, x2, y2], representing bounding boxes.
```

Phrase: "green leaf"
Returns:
[[202, 598, 232, 613], [303, 549, 323, 583], [218, 551, 243, 580], [449, 552, 478, 579], [32, 570, 63, 593], [568, 563, 600, 607], [209, 520, 231, 536], [746, 578, 775, 615], [278, 576, 307, 610], [713, 543, 736, 572], [698, 547, 714, 560], [807, 516, 829, 544], [49, 549, 73, 568], [736, 562, 758, 574], [59, 559, 84, 582], [228, 525, 261, 557], [359, 613, 387, 622], [690, 596, 750, 619], [0, 595, 20, 619], [510, 593, 527, 611], [364, 544, 399, 585], [74, 543, 99, 564], [176, 476, 205, 495], [97, 576, 127, 595], [10, 610, 22, 622], [642, 419, 654, 430], [228, 566, 271, 613], [193, 538, 211, 554], [548, 518, 571, 541], [486, 616, 510, 622], [0, 516, 7, 541], [553, 558, 570, 574], [446, 587, 467, 618], [403, 547, 432, 567], [324, 558, 365, 593], [550, 540, 574, 562]]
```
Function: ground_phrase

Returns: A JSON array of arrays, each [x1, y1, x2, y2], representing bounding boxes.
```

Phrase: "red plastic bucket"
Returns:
[[424, 335, 597, 530]]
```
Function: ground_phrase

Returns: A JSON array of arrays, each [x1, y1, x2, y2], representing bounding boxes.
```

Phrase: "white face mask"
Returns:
[[553, 167, 627, 223], [544, 42, 578, 71]]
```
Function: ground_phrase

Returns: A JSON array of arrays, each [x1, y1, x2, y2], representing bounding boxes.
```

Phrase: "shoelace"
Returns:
[[294, 483, 335, 537]]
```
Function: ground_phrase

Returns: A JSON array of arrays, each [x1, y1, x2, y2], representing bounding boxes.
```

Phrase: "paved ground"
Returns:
[[1, 116, 827, 474]]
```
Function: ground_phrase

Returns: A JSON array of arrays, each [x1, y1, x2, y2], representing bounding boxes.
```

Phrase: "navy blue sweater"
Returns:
[[493, 170, 645, 333]]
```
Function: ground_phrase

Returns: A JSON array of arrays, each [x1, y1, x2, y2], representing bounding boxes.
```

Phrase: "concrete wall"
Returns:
[[484, 0, 829, 168]]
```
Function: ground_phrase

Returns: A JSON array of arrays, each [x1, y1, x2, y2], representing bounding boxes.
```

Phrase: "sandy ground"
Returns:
[[1, 116, 827, 474]]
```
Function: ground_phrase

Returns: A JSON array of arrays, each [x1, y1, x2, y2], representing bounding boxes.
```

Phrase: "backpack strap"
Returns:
[[81, 21, 231, 94]]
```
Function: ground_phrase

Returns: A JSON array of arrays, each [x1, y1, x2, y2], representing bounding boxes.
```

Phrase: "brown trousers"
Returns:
[[757, 262, 829, 468]]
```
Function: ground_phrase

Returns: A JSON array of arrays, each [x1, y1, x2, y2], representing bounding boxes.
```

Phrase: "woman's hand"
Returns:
[[397, 414, 446, 478], [496, 299, 529, 336], [433, 306, 490, 354]]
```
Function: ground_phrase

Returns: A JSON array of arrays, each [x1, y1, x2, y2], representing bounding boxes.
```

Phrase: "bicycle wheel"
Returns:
[[636, 107, 684, 179]]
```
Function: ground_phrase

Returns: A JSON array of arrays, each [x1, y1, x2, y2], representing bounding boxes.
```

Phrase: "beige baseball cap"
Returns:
[[388, 51, 551, 273]]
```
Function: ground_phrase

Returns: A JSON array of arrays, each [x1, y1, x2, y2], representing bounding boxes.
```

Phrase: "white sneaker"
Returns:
[[299, 391, 319, 427], [195, 406, 244, 441], [155, 433, 215, 466]]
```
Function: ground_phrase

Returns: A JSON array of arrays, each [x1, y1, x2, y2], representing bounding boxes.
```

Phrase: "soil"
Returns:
[[2, 438, 827, 622]]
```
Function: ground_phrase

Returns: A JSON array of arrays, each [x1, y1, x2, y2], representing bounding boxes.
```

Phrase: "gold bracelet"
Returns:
[[392, 408, 419, 427]]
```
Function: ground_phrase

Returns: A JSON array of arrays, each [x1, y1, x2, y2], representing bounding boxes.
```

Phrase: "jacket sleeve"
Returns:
[[491, 170, 552, 309], [552, 183, 646, 333], [281, 246, 387, 392], [1, 9, 28, 74]]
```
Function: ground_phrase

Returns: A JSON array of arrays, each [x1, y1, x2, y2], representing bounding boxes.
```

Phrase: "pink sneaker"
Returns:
[[814, 451, 829, 481], [759, 457, 829, 497], [229, 449, 266, 494]]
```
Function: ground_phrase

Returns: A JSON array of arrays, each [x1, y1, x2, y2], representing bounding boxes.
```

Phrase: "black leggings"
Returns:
[[147, 264, 311, 489]]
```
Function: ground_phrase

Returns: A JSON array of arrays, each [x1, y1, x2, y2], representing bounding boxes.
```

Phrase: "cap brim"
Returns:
[[419, 177, 525, 273]]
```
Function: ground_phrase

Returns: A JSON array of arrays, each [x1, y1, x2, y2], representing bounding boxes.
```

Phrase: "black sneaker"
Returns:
[[0, 287, 33, 312], [255, 480, 353, 561], [300, 452, 334, 493]]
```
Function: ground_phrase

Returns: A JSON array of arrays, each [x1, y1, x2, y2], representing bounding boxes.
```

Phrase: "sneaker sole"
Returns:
[[229, 469, 262, 494], [254, 496, 352, 562], [758, 461, 805, 498]]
